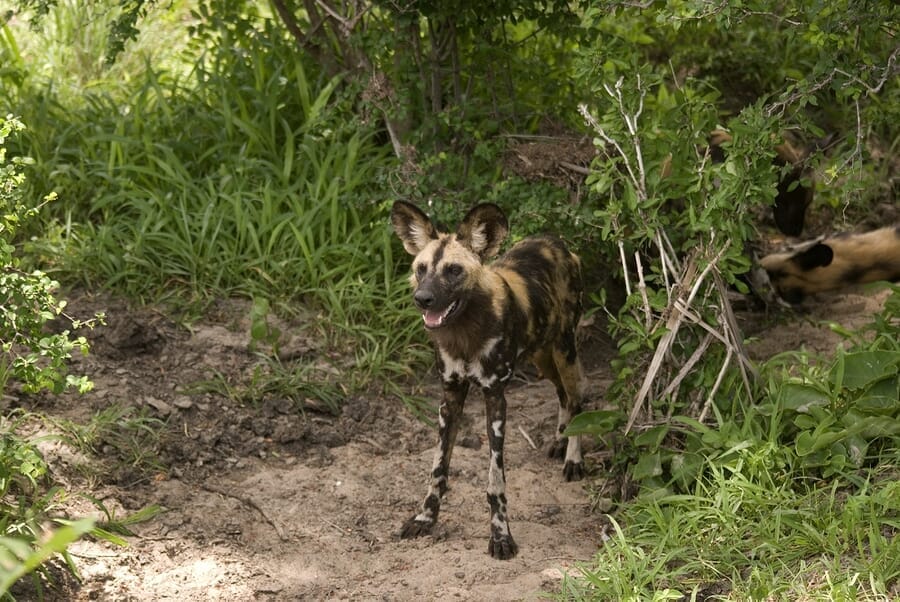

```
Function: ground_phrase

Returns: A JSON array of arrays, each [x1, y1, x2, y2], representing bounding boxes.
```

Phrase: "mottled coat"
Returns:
[[760, 225, 900, 302], [391, 201, 585, 560]]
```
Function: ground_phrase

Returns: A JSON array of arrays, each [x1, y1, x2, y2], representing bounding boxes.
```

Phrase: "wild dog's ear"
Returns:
[[456, 203, 509, 260], [391, 201, 439, 256], [789, 242, 834, 271]]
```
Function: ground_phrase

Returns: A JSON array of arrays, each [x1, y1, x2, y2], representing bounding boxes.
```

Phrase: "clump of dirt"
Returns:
[[502, 135, 596, 193]]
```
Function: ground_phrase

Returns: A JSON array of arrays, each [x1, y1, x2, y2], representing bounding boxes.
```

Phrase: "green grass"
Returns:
[[3, 1, 434, 409], [561, 463, 899, 601], [558, 289, 900, 600]]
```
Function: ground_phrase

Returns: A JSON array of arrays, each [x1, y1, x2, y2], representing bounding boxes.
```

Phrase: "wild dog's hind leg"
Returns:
[[400, 378, 468, 538], [484, 386, 518, 559], [545, 331, 585, 481]]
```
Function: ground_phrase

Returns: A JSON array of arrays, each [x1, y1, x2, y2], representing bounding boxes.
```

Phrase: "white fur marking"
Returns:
[[409, 222, 433, 251], [488, 450, 504, 494], [439, 349, 465, 382], [565, 435, 583, 465], [470, 223, 489, 254], [492, 419, 503, 439], [480, 337, 501, 358], [491, 515, 510, 535], [414, 510, 433, 522]]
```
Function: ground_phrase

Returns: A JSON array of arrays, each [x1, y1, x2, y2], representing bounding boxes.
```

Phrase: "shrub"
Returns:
[[0, 115, 102, 595]]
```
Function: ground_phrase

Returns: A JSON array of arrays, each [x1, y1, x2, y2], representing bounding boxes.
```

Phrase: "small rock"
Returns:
[[342, 398, 370, 422], [145, 397, 172, 416], [543, 505, 561, 517], [458, 434, 482, 450], [172, 396, 194, 410]]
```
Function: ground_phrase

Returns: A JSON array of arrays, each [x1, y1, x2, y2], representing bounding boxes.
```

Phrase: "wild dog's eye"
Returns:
[[445, 263, 463, 278], [415, 263, 427, 278]]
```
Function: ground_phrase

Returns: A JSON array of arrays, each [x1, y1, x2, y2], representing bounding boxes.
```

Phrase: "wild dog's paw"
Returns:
[[547, 439, 567, 460], [563, 460, 585, 482], [488, 534, 518, 560], [399, 516, 434, 539]]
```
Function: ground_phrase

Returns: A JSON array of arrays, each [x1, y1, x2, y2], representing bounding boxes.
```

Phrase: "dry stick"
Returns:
[[578, 103, 641, 195], [626, 239, 731, 432], [617, 236, 633, 297], [201, 483, 289, 542], [660, 332, 713, 403], [713, 271, 758, 385], [558, 161, 591, 176], [684, 239, 730, 308], [625, 256, 699, 433], [649, 239, 680, 337], [634, 251, 652, 329], [518, 426, 538, 450], [659, 228, 682, 273], [672, 299, 730, 347], [658, 232, 673, 297], [698, 346, 733, 424]]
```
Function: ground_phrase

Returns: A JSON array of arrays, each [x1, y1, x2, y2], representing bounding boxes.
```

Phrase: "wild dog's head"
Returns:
[[391, 201, 508, 330], [759, 237, 833, 303]]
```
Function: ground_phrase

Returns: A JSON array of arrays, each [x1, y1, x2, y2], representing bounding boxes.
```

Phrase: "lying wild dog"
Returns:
[[760, 225, 900, 303], [391, 200, 585, 560]]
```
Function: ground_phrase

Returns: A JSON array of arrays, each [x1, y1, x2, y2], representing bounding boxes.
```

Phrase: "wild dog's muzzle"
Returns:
[[414, 286, 460, 329]]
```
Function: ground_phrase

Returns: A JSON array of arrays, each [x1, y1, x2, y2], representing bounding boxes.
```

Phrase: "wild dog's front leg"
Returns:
[[400, 378, 468, 538], [484, 387, 518, 559]]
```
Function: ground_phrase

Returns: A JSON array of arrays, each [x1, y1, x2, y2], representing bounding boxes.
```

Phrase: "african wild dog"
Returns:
[[760, 225, 900, 303], [391, 200, 585, 560]]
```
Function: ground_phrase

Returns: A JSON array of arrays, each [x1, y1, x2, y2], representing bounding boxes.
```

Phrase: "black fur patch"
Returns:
[[761, 225, 900, 302]]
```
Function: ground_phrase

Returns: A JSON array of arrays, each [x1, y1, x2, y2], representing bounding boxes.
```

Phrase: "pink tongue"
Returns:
[[423, 310, 443, 328]]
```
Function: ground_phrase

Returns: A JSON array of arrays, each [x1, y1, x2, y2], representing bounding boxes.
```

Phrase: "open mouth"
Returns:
[[422, 300, 459, 329]]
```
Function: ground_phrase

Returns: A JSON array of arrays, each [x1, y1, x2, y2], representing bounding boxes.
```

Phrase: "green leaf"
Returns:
[[834, 351, 900, 390], [563, 410, 625, 437], [632, 451, 663, 480], [0, 518, 95, 593], [634, 424, 669, 449], [854, 376, 900, 415], [669, 452, 702, 488], [780, 383, 830, 412]]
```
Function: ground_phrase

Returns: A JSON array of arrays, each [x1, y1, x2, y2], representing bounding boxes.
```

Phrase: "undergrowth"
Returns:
[[562, 287, 900, 600], [3, 2, 432, 409]]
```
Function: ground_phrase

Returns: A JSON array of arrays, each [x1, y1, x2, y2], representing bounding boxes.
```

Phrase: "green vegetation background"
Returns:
[[1, 0, 898, 598]]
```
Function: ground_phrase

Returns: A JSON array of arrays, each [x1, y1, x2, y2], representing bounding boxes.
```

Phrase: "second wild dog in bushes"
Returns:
[[390, 200, 586, 560], [760, 225, 900, 303]]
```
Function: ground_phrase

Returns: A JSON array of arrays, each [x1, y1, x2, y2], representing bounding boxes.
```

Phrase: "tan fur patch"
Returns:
[[761, 226, 900, 298]]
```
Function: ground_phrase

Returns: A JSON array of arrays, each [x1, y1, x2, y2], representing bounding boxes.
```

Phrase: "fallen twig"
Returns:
[[518, 425, 538, 450], [201, 483, 289, 541]]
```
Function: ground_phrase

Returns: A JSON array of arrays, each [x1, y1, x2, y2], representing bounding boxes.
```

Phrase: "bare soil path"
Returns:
[[11, 285, 890, 601]]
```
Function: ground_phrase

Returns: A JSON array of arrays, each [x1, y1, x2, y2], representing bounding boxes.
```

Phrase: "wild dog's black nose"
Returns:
[[414, 290, 434, 309]]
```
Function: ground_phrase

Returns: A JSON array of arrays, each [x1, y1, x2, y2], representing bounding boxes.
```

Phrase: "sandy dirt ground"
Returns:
[[6, 281, 894, 601]]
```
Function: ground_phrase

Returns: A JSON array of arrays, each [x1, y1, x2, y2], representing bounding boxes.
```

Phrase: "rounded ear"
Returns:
[[391, 201, 438, 256], [791, 242, 834, 270], [456, 203, 509, 259]]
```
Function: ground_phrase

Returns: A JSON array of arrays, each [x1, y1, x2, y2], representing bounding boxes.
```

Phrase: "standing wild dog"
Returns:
[[391, 200, 585, 560], [760, 225, 900, 303]]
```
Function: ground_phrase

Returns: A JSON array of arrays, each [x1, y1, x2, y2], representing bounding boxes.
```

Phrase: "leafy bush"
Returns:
[[564, 288, 900, 600], [0, 115, 104, 596], [565, 0, 899, 498], [766, 285, 900, 477], [3, 5, 434, 406], [1, 116, 99, 395]]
